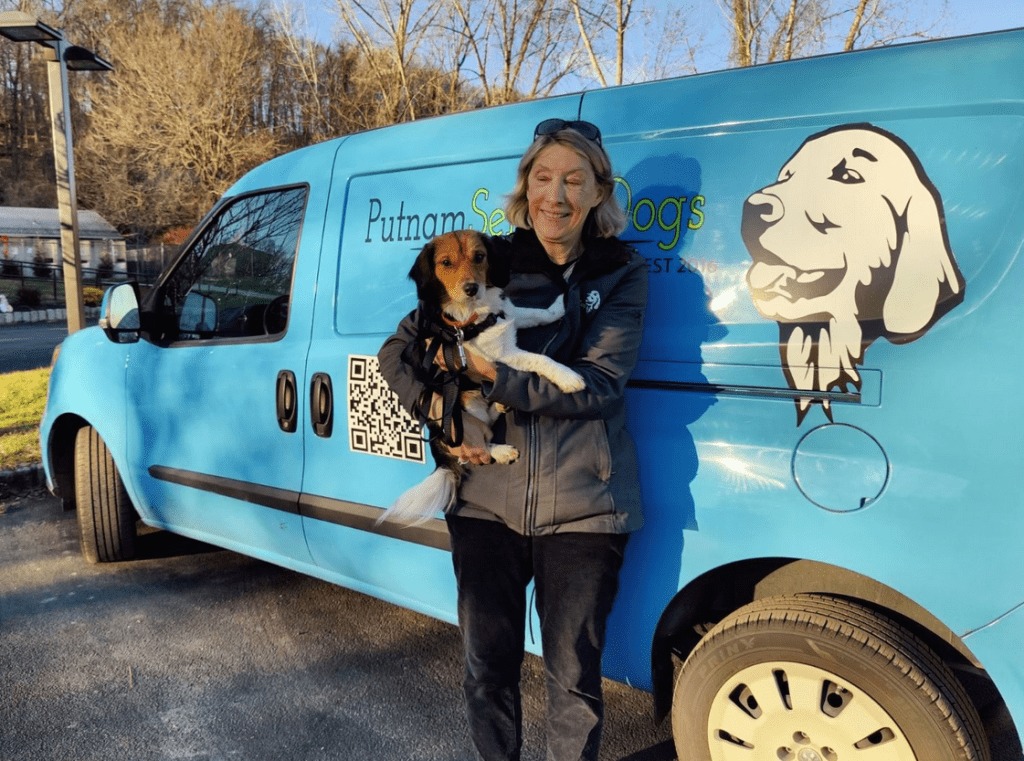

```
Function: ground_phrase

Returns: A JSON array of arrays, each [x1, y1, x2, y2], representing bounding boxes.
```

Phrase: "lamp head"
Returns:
[[0, 11, 62, 43]]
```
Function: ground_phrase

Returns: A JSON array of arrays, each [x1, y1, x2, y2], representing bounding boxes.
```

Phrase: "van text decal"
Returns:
[[363, 178, 710, 257], [645, 256, 717, 276], [741, 123, 965, 425], [364, 199, 466, 243], [615, 178, 705, 251]]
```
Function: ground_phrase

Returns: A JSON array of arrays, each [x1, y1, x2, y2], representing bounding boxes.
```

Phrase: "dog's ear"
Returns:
[[882, 187, 965, 341], [483, 235, 511, 289], [409, 241, 437, 302]]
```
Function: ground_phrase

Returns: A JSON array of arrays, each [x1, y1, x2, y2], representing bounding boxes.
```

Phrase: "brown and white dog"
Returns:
[[377, 229, 585, 526]]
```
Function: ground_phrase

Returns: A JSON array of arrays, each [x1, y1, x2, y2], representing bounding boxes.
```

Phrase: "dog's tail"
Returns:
[[375, 467, 459, 527]]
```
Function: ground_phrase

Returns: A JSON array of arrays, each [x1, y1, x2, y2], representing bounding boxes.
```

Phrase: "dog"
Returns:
[[741, 123, 965, 424], [377, 229, 586, 526]]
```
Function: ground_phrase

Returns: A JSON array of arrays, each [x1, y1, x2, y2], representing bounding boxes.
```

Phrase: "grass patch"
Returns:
[[0, 367, 50, 470]]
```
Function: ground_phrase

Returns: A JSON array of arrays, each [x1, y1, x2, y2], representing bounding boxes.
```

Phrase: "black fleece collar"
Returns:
[[506, 228, 632, 282]]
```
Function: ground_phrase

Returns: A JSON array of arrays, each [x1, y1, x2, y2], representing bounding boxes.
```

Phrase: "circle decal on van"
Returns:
[[792, 423, 889, 513]]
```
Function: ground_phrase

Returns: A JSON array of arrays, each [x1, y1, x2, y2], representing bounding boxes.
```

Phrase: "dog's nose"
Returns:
[[741, 193, 784, 249], [745, 192, 784, 224], [463, 283, 479, 297]]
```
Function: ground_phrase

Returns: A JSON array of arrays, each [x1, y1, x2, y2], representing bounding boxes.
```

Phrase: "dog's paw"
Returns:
[[544, 297, 566, 320], [492, 402, 510, 414], [489, 445, 519, 464], [553, 369, 586, 393]]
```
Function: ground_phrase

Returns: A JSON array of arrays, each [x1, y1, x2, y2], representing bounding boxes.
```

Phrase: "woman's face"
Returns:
[[527, 143, 604, 260]]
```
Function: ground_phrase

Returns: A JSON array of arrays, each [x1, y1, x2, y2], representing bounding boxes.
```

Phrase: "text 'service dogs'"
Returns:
[[377, 230, 585, 526]]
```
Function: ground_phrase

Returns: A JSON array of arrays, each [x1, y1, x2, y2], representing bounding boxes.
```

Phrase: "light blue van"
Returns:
[[41, 28, 1024, 761]]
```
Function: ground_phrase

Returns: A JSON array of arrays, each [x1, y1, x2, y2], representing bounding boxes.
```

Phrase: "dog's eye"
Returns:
[[439, 258, 453, 268], [474, 253, 486, 263], [829, 159, 864, 184]]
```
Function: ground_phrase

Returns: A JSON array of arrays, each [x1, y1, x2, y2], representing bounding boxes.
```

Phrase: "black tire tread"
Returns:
[[73, 426, 136, 563], [676, 593, 989, 761]]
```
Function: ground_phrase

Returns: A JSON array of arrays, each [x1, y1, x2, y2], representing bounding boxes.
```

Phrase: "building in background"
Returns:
[[0, 207, 125, 274]]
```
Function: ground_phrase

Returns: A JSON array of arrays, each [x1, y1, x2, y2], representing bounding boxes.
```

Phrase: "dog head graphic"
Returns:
[[741, 123, 965, 424]]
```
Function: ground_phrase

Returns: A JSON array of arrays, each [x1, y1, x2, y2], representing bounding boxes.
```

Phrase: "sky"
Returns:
[[941, 0, 1024, 34], [289, 0, 1024, 82], [668, 0, 1024, 74]]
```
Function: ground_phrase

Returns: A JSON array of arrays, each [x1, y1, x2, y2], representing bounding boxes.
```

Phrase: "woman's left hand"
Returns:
[[434, 347, 497, 382], [464, 349, 497, 382], [450, 442, 492, 465]]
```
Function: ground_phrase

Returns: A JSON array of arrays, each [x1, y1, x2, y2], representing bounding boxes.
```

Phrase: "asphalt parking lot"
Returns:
[[0, 488, 675, 761]]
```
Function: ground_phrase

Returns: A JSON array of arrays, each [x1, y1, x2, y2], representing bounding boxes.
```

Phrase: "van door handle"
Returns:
[[276, 370, 297, 433], [310, 372, 334, 438]]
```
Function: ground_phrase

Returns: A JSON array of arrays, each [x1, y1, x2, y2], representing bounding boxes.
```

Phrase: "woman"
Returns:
[[378, 119, 648, 761]]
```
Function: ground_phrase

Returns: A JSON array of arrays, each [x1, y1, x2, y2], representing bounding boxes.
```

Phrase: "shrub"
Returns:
[[15, 287, 41, 307], [33, 252, 52, 278], [97, 254, 114, 283], [83, 286, 105, 307], [2, 258, 20, 277]]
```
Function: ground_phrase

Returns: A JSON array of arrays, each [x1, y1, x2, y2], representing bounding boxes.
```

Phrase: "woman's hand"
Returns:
[[464, 349, 497, 382], [428, 392, 493, 465], [434, 347, 497, 382], [449, 442, 492, 465]]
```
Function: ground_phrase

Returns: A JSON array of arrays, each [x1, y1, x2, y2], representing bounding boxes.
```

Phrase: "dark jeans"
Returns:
[[446, 515, 629, 761]]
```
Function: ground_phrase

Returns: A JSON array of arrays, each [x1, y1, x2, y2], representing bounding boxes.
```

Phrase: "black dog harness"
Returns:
[[402, 309, 501, 447]]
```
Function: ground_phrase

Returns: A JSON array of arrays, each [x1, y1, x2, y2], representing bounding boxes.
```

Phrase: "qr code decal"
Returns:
[[347, 355, 426, 463]]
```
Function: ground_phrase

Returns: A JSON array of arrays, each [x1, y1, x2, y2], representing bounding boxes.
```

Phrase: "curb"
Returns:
[[0, 306, 101, 326], [0, 463, 46, 497]]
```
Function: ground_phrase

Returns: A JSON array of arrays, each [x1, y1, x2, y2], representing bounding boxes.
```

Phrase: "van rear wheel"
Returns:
[[74, 426, 136, 563], [671, 594, 989, 761]]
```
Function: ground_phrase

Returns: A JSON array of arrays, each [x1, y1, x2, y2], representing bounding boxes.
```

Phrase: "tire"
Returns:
[[73, 426, 136, 563], [671, 594, 989, 761]]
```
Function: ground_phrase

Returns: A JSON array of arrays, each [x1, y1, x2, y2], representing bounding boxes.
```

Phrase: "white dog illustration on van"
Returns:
[[741, 123, 965, 424]]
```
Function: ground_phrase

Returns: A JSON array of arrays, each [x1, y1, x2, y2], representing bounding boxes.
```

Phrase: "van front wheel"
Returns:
[[74, 426, 136, 563], [671, 594, 989, 761]]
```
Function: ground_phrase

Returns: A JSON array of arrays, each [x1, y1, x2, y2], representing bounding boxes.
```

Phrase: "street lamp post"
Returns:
[[0, 11, 112, 334]]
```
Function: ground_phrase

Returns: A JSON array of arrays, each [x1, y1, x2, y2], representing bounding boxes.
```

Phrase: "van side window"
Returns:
[[162, 187, 307, 341]]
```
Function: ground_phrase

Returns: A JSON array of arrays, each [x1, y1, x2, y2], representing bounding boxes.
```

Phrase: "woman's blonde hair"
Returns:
[[505, 128, 627, 238]]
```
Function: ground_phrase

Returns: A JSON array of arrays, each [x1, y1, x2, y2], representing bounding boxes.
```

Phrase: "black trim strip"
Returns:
[[300, 494, 450, 552], [627, 378, 860, 403], [149, 466, 301, 513], [147, 465, 450, 551]]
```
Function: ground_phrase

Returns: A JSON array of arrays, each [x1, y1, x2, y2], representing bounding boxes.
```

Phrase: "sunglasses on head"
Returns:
[[534, 118, 602, 146]]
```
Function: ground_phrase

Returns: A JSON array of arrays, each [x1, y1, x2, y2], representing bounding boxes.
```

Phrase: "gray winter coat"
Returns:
[[378, 228, 648, 535]]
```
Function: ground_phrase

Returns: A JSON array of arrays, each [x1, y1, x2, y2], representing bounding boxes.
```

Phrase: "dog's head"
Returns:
[[409, 230, 505, 319], [741, 124, 965, 422]]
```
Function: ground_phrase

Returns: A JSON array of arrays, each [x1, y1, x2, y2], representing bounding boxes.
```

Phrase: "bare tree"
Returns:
[[568, 0, 633, 87], [332, 0, 448, 123], [721, 0, 949, 67], [268, 2, 333, 140], [445, 0, 584, 105], [567, 0, 701, 87], [645, 5, 705, 81], [0, 40, 52, 206], [75, 1, 280, 238], [724, 0, 827, 66], [839, 0, 950, 51], [0, 0, 80, 206]]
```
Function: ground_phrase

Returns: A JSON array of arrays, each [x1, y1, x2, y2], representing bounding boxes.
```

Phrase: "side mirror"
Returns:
[[179, 291, 218, 337], [99, 282, 141, 343]]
